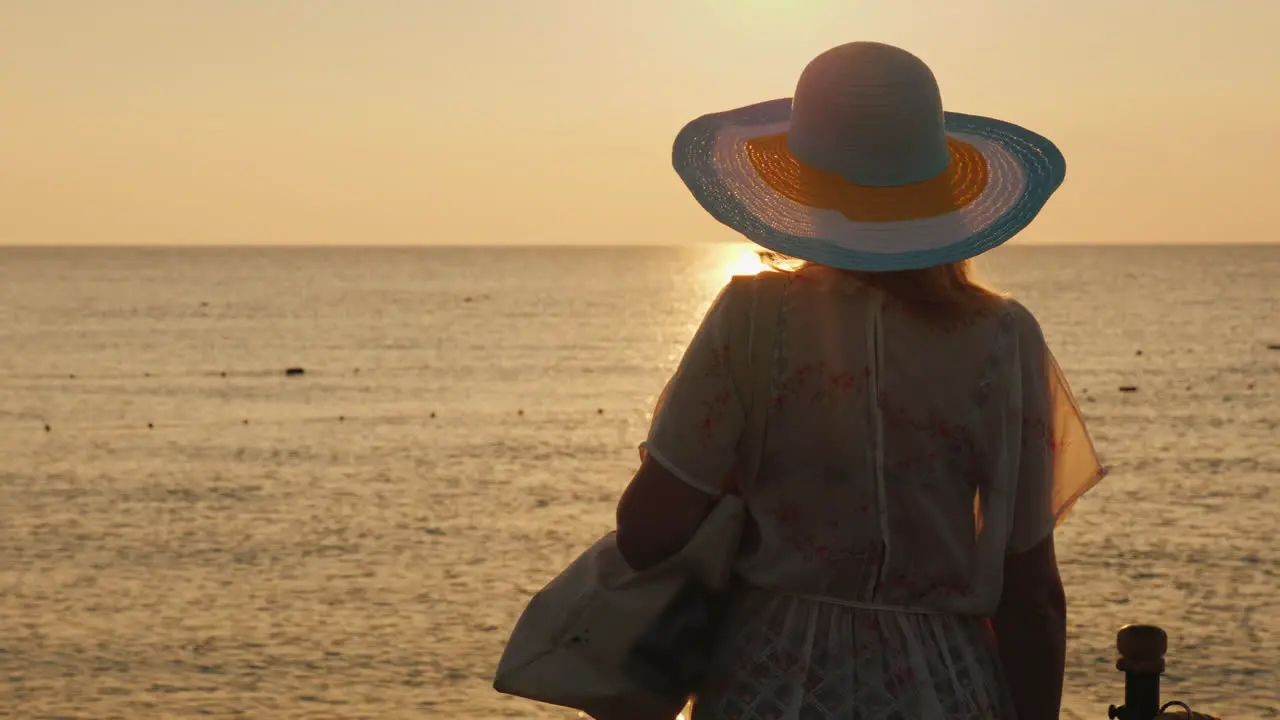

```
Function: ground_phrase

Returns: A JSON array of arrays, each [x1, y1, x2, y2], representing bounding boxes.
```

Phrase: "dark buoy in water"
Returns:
[[597, 408, 604, 415], [243, 419, 249, 425], [220, 371, 227, 378], [147, 423, 154, 429], [429, 411, 436, 419], [1135, 350, 1143, 356], [463, 296, 473, 303], [339, 415, 345, 422], [144, 372, 151, 378], [68, 373, 76, 379], [517, 409, 524, 416], [1119, 386, 1138, 393], [44, 423, 51, 432], [353, 368, 360, 375], [285, 367, 305, 376]]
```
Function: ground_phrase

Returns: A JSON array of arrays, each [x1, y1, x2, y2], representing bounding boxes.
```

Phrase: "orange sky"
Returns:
[[2, 1, 1277, 246]]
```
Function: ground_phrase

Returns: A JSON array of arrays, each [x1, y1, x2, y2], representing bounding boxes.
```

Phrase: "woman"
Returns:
[[615, 43, 1106, 720]]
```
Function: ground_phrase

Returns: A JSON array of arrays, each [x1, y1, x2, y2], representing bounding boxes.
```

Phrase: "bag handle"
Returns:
[[727, 271, 790, 495]]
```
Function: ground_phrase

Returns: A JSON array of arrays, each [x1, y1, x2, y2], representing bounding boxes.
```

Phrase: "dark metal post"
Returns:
[[1108, 624, 1168, 720]]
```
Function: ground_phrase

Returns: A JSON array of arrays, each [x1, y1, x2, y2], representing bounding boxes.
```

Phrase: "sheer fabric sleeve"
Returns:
[[638, 281, 747, 496], [1007, 309, 1108, 554]]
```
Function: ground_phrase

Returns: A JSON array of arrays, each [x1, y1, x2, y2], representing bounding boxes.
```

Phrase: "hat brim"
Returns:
[[673, 98, 1066, 271]]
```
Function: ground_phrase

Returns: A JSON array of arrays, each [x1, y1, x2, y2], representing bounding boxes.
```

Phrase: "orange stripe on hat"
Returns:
[[744, 134, 990, 222]]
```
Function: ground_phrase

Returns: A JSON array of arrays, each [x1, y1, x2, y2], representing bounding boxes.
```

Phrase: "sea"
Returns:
[[0, 244, 1276, 719]]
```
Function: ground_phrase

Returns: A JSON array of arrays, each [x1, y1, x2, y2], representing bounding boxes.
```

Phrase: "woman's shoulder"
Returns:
[[993, 297, 1051, 361], [717, 270, 797, 309]]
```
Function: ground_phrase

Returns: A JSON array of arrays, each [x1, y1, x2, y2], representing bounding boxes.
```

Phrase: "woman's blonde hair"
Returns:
[[758, 251, 1004, 320]]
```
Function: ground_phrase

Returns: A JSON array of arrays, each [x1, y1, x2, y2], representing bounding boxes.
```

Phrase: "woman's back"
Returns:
[[752, 265, 1015, 608], [640, 267, 1104, 719]]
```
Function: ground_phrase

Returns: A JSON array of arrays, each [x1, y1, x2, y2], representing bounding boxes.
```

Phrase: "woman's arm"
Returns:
[[991, 533, 1066, 720], [615, 456, 718, 571], [617, 280, 749, 570]]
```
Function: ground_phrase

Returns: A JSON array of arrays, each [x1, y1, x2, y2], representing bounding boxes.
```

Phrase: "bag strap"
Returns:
[[728, 270, 790, 494]]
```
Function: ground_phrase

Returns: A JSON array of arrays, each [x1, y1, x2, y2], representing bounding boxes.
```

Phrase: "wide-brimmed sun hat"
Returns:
[[673, 41, 1066, 271]]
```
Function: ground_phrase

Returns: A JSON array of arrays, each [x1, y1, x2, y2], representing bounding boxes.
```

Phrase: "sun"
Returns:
[[720, 244, 768, 278]]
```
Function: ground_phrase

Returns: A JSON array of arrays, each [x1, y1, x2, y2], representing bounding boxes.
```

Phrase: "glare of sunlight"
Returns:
[[718, 243, 768, 279]]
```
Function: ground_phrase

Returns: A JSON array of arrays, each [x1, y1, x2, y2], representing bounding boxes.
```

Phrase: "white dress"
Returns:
[[640, 267, 1107, 720]]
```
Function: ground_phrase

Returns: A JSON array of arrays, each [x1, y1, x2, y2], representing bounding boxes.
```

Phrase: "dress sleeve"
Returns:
[[1007, 309, 1109, 554], [639, 281, 747, 496]]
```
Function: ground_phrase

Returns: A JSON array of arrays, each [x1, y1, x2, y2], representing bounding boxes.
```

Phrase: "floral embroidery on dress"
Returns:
[[766, 495, 870, 567], [679, 340, 735, 448], [697, 387, 734, 446], [707, 341, 732, 378], [773, 362, 870, 408]]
